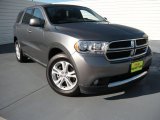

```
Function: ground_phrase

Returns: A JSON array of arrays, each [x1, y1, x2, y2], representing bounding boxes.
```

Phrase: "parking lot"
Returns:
[[0, 41, 160, 120]]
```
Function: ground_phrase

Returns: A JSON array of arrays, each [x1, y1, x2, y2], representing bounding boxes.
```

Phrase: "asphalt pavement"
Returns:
[[0, 41, 160, 120]]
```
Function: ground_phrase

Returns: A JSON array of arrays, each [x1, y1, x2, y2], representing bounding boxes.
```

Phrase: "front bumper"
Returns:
[[71, 47, 152, 94], [79, 71, 147, 94], [108, 71, 148, 88]]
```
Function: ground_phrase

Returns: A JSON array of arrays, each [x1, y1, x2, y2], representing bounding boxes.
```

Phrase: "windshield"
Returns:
[[44, 5, 106, 24]]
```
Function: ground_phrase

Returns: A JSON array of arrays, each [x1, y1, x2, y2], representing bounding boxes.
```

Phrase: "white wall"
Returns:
[[0, 0, 159, 45], [57, 0, 160, 40], [0, 0, 43, 45]]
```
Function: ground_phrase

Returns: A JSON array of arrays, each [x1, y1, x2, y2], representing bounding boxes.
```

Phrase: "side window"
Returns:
[[22, 8, 33, 24], [33, 8, 44, 20], [16, 11, 23, 23]]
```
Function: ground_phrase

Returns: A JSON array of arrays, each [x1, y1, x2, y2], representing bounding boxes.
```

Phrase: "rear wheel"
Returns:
[[46, 53, 80, 96], [15, 41, 28, 62]]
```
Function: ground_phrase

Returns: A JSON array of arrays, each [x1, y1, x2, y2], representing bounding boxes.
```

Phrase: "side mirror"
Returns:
[[29, 18, 45, 27], [104, 17, 108, 20], [104, 17, 110, 23]]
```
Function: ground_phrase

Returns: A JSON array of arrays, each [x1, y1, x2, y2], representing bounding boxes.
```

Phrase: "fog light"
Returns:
[[93, 79, 99, 85]]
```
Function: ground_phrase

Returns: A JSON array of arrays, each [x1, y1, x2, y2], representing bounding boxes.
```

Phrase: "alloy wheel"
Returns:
[[15, 43, 21, 60], [51, 61, 78, 91]]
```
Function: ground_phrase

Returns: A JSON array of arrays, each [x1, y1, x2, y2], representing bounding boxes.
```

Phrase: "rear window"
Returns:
[[16, 11, 23, 23], [22, 8, 33, 24]]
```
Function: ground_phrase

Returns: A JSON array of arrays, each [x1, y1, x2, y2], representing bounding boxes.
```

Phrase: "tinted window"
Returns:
[[16, 11, 23, 23], [33, 8, 44, 20], [45, 6, 106, 24], [22, 8, 33, 24]]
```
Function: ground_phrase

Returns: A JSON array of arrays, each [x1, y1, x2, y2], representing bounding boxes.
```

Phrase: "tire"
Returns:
[[46, 53, 80, 96], [15, 41, 28, 63]]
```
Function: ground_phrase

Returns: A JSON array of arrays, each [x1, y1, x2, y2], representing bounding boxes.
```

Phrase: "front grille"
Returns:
[[135, 47, 147, 56], [109, 40, 131, 49], [106, 50, 131, 60], [106, 38, 148, 61], [136, 38, 148, 46]]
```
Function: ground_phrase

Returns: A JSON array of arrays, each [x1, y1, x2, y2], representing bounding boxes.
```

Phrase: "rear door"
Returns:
[[20, 8, 34, 53], [14, 11, 24, 42]]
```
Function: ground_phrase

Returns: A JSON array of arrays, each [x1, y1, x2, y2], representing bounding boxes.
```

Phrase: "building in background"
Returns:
[[57, 0, 160, 41], [0, 0, 44, 45], [0, 0, 160, 45]]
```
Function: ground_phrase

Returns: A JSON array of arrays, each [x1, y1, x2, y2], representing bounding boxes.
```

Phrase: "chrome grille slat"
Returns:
[[106, 50, 132, 60], [106, 38, 148, 61], [108, 39, 133, 50], [134, 46, 148, 58], [135, 38, 148, 47]]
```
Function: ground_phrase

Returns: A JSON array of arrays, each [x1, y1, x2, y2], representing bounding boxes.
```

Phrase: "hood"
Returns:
[[55, 22, 146, 42]]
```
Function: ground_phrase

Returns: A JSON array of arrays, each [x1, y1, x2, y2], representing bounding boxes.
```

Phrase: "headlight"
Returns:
[[74, 41, 109, 54], [143, 34, 148, 39]]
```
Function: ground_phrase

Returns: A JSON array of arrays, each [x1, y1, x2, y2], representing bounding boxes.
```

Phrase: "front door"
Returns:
[[27, 8, 47, 64]]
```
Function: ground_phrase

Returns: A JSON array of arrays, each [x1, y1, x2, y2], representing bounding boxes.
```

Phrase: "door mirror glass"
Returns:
[[29, 18, 44, 27]]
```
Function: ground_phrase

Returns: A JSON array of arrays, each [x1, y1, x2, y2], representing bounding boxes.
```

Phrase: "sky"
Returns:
[[34, 0, 77, 3]]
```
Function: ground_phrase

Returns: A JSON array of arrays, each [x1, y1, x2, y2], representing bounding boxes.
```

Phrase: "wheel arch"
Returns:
[[14, 36, 18, 43], [48, 48, 63, 60], [47, 44, 78, 77], [48, 43, 73, 61]]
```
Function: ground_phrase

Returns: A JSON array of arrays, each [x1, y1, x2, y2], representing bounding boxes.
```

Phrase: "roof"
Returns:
[[27, 4, 85, 8]]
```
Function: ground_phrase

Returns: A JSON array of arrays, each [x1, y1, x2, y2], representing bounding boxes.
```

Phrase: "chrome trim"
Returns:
[[108, 40, 133, 51], [106, 49, 132, 61], [107, 49, 133, 53], [135, 44, 148, 48], [107, 47, 132, 51], [105, 56, 132, 62], [135, 38, 148, 47], [105, 38, 148, 61], [133, 46, 148, 58], [108, 38, 148, 50], [108, 71, 148, 88]]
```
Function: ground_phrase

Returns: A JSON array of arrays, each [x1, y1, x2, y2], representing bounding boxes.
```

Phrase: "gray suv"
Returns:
[[14, 4, 152, 96]]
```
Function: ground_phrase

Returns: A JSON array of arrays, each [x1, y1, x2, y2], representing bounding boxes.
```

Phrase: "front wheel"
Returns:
[[46, 53, 80, 96]]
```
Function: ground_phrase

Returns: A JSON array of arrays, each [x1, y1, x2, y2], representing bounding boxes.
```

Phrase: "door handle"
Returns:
[[27, 29, 32, 33]]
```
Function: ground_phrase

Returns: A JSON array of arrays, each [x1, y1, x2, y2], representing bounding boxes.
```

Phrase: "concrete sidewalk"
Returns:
[[0, 41, 160, 120]]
